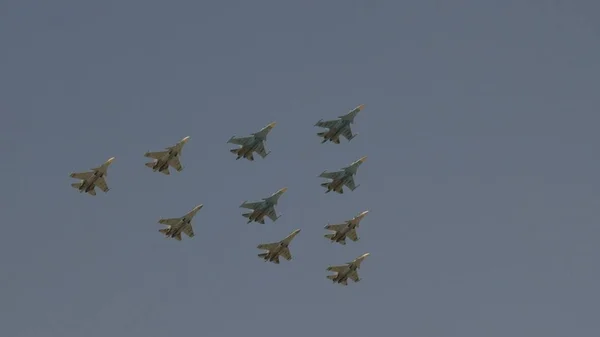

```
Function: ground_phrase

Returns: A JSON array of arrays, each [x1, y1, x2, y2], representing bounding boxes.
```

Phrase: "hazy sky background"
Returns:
[[1, 1, 599, 336]]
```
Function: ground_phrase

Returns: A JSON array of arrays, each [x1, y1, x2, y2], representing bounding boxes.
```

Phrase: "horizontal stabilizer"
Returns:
[[320, 182, 329, 187], [258, 253, 268, 258], [324, 233, 335, 240], [242, 213, 251, 218], [326, 275, 337, 280], [317, 132, 326, 136], [230, 149, 239, 154], [71, 182, 82, 189], [145, 162, 155, 168], [159, 228, 169, 234]]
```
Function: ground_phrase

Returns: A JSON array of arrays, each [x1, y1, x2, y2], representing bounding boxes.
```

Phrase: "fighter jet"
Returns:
[[257, 229, 301, 264], [69, 157, 115, 196], [319, 156, 367, 194], [227, 122, 276, 161], [144, 136, 190, 175], [239, 187, 287, 224], [324, 210, 369, 245], [315, 104, 364, 144], [326, 253, 371, 286], [157, 204, 203, 241]]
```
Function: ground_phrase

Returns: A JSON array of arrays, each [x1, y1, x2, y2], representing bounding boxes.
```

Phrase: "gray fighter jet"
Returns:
[[257, 229, 301, 264], [326, 253, 370, 286], [157, 204, 203, 241], [324, 210, 369, 245], [144, 136, 190, 175], [227, 122, 276, 161], [239, 187, 287, 224], [315, 104, 364, 144], [319, 156, 367, 194], [69, 157, 115, 196]]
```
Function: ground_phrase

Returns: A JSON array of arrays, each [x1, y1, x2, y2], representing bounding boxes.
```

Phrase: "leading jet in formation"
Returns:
[[315, 104, 364, 144], [319, 156, 367, 194], [158, 204, 203, 241], [257, 229, 301, 264], [240, 187, 287, 224], [144, 136, 190, 175], [227, 122, 276, 161], [69, 157, 115, 196], [324, 210, 369, 245], [326, 253, 370, 286]]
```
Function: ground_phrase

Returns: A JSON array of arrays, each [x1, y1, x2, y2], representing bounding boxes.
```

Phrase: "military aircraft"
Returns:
[[227, 122, 276, 161], [240, 187, 287, 224], [319, 156, 367, 194], [326, 253, 370, 286], [157, 204, 203, 241], [144, 136, 190, 175], [324, 210, 369, 245], [257, 229, 301, 264], [69, 157, 115, 196], [315, 104, 364, 144]]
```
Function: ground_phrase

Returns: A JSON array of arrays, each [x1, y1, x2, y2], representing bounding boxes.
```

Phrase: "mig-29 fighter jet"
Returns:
[[315, 104, 364, 144], [157, 204, 203, 241], [324, 210, 369, 245], [239, 187, 287, 224], [69, 157, 115, 196], [319, 156, 367, 194], [326, 253, 370, 286], [257, 229, 301, 264], [144, 136, 190, 175], [227, 122, 276, 161]]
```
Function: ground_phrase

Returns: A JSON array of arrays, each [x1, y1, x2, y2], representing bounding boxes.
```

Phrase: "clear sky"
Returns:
[[1, 1, 599, 336]]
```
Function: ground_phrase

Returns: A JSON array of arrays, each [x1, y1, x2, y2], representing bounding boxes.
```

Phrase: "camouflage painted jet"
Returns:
[[144, 136, 190, 175], [240, 187, 287, 224], [326, 253, 371, 286], [157, 204, 203, 241], [69, 157, 115, 196], [319, 156, 367, 194], [257, 229, 301, 264], [227, 122, 276, 161], [324, 210, 369, 245], [315, 104, 364, 144]]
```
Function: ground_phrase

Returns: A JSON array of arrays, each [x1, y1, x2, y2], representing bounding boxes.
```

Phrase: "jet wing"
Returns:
[[144, 150, 168, 160], [347, 229, 359, 242], [315, 119, 339, 129], [347, 271, 359, 282], [95, 177, 109, 192], [266, 207, 279, 222], [327, 265, 349, 273], [280, 247, 292, 261], [228, 136, 255, 146], [240, 201, 264, 210], [70, 171, 93, 180], [325, 223, 347, 232], [159, 218, 181, 226], [319, 170, 343, 180], [168, 157, 183, 172], [181, 223, 195, 238], [340, 125, 354, 140], [254, 141, 270, 158], [343, 176, 357, 190], [257, 242, 279, 251]]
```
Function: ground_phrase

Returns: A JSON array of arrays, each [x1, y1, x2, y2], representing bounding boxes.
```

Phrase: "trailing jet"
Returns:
[[324, 210, 369, 245], [319, 156, 367, 194], [227, 122, 276, 161], [240, 187, 287, 224], [257, 229, 301, 264], [69, 157, 115, 196], [144, 136, 190, 175], [315, 104, 364, 144], [157, 204, 203, 241], [326, 253, 370, 286]]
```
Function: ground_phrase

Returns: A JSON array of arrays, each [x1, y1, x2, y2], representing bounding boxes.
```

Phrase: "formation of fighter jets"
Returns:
[[68, 104, 370, 285]]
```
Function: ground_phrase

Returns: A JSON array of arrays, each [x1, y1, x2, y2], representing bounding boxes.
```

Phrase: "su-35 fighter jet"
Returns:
[[315, 104, 364, 144], [144, 136, 190, 175], [227, 122, 276, 161], [319, 156, 367, 194], [69, 157, 115, 196], [239, 187, 287, 224], [326, 253, 370, 286], [324, 210, 369, 245], [257, 229, 301, 264], [157, 204, 203, 241]]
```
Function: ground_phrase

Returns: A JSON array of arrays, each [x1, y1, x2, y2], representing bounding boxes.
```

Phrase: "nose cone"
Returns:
[[181, 136, 191, 143], [358, 156, 367, 163], [361, 252, 371, 259], [278, 187, 288, 194], [358, 210, 370, 218], [357, 104, 365, 111], [292, 229, 301, 235], [106, 157, 116, 164], [267, 122, 277, 128], [194, 204, 204, 212]]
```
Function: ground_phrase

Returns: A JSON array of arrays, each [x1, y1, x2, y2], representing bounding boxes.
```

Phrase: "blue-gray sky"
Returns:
[[1, 1, 599, 336]]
